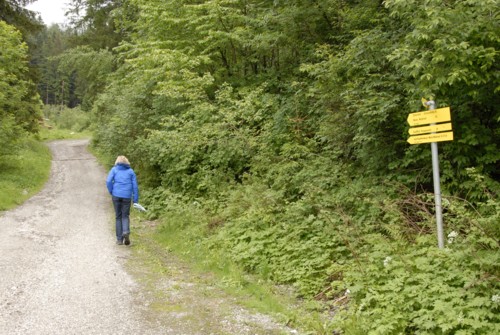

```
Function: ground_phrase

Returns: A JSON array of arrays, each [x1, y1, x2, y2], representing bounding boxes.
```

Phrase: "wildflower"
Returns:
[[383, 256, 392, 267], [492, 295, 500, 303], [447, 231, 458, 244], [345, 289, 351, 295]]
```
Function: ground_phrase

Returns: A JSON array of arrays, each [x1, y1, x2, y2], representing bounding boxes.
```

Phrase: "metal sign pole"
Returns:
[[426, 100, 445, 248]]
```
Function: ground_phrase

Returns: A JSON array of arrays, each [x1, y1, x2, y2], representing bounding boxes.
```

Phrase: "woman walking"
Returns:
[[106, 156, 139, 245]]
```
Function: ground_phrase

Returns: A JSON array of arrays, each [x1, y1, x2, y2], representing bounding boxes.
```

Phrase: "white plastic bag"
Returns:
[[133, 203, 147, 212]]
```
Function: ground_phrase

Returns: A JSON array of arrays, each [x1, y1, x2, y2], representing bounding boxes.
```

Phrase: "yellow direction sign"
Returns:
[[407, 131, 454, 145], [408, 122, 452, 135], [407, 107, 451, 126], [421, 97, 428, 108]]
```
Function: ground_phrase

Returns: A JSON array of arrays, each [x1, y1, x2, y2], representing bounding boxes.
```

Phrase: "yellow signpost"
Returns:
[[407, 100, 454, 249], [407, 106, 453, 144], [407, 107, 451, 127]]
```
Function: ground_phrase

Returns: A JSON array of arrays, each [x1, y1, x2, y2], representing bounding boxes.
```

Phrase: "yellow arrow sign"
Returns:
[[421, 97, 428, 108], [408, 122, 452, 135], [407, 107, 451, 126], [407, 131, 454, 145]]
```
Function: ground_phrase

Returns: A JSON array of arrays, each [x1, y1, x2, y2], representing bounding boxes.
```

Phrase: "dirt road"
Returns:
[[0, 139, 296, 335]]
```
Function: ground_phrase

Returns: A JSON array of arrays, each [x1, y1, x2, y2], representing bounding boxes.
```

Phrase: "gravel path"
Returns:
[[0, 139, 298, 335]]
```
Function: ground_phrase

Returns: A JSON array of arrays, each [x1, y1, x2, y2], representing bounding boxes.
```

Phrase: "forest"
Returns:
[[1, 0, 499, 333]]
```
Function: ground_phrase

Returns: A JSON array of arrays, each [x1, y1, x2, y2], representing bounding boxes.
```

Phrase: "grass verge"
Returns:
[[38, 126, 92, 141], [0, 138, 51, 211], [0, 121, 93, 212], [128, 220, 297, 334], [135, 210, 329, 333]]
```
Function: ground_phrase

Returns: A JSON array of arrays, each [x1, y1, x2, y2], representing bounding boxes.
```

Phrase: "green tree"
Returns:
[[386, 0, 499, 197], [56, 46, 115, 110], [304, 0, 499, 198], [67, 0, 135, 49], [0, 0, 43, 38], [0, 20, 42, 154], [30, 24, 71, 105]]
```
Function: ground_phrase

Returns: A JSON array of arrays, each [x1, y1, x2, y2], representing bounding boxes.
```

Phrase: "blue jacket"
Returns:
[[106, 163, 139, 203]]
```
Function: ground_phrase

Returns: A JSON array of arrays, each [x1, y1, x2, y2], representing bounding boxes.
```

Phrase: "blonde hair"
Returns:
[[115, 155, 130, 165]]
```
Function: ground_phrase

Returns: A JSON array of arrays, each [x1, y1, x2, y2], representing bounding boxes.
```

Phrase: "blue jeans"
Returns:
[[112, 196, 131, 241]]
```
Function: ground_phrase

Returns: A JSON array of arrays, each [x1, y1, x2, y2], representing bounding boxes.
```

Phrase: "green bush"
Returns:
[[142, 172, 499, 333], [43, 105, 91, 132], [338, 234, 499, 334]]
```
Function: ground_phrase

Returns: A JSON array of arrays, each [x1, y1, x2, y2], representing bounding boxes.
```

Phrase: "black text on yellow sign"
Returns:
[[407, 131, 454, 145], [407, 107, 451, 127], [407, 106, 453, 145], [408, 122, 452, 136]]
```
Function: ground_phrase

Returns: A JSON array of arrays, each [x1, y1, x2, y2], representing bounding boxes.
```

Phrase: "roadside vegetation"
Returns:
[[0, 12, 47, 211], [0, 139, 50, 211], [3, 0, 499, 334], [38, 105, 92, 141], [0, 104, 91, 212]]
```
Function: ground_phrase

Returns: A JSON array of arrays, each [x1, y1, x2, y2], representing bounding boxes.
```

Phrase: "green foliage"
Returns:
[[30, 24, 72, 106], [0, 0, 44, 38], [55, 46, 115, 110], [326, 187, 500, 334], [0, 20, 42, 155], [385, 0, 500, 198], [337, 233, 499, 334], [53, 0, 500, 333], [67, 0, 128, 49], [0, 138, 51, 211], [43, 105, 91, 132], [0, 115, 22, 156], [303, 0, 499, 198]]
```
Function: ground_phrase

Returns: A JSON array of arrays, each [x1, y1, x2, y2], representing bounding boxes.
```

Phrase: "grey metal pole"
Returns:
[[426, 100, 445, 248]]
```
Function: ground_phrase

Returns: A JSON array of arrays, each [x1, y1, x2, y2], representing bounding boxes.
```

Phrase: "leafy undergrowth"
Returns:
[[336, 231, 500, 334], [128, 218, 313, 335], [139, 179, 499, 334], [0, 139, 51, 211], [37, 105, 92, 141], [132, 207, 334, 334]]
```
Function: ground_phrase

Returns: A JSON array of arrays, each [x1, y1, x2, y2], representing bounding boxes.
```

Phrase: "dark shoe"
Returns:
[[116, 240, 123, 245], [123, 233, 130, 245]]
